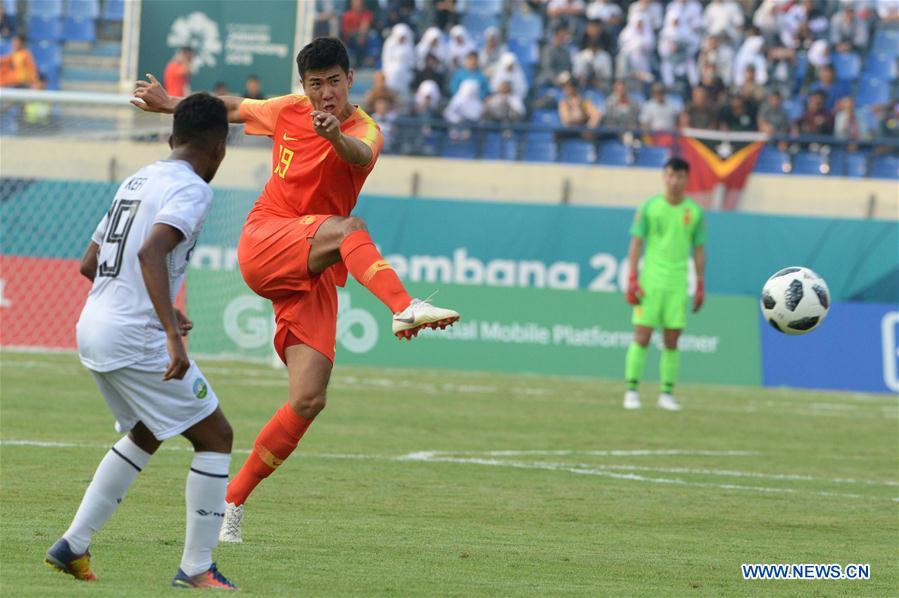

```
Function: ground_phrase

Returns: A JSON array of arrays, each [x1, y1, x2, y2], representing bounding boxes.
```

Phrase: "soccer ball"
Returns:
[[760, 267, 830, 335]]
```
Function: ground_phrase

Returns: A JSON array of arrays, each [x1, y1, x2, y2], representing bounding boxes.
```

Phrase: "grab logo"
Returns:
[[336, 291, 378, 354]]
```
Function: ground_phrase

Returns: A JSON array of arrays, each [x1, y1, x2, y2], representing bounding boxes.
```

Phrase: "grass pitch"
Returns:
[[1, 351, 896, 596]]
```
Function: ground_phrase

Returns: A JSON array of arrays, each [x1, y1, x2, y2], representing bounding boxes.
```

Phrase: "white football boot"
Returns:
[[392, 297, 460, 340], [623, 390, 642, 410], [657, 393, 682, 411], [218, 502, 243, 543]]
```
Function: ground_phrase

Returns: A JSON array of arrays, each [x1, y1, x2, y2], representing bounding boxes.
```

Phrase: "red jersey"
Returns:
[[239, 95, 383, 220], [163, 60, 190, 97]]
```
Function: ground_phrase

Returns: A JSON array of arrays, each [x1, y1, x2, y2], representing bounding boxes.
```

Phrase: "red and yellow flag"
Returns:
[[676, 136, 764, 210]]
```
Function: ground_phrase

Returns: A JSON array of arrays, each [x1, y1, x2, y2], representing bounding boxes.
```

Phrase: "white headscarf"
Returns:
[[489, 52, 529, 101], [382, 24, 415, 93], [443, 79, 484, 124], [414, 79, 441, 113], [447, 25, 475, 70], [733, 34, 768, 85], [807, 39, 830, 69], [618, 16, 655, 74], [416, 27, 447, 70]]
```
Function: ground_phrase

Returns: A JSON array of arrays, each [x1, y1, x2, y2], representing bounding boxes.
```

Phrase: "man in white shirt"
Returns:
[[44, 92, 239, 591], [640, 82, 680, 131]]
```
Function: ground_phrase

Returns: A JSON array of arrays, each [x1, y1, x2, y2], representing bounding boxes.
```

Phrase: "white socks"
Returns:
[[63, 435, 151, 554], [180, 452, 231, 576]]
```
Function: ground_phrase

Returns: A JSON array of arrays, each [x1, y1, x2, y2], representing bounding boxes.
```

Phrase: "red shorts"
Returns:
[[237, 213, 347, 364]]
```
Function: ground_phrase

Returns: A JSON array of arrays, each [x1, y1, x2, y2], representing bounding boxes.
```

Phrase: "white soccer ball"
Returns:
[[760, 267, 830, 335]]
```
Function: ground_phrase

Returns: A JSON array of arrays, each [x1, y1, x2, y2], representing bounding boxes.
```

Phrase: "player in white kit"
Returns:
[[44, 93, 238, 590]]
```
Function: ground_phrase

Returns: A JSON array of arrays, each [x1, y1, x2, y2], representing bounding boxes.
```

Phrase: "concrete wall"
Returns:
[[2, 137, 896, 220]]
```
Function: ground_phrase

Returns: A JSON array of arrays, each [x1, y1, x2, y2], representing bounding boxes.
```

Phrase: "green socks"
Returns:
[[625, 343, 648, 390], [661, 349, 680, 394]]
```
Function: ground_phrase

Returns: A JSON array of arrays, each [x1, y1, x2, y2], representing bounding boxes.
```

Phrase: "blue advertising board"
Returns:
[[761, 301, 899, 394]]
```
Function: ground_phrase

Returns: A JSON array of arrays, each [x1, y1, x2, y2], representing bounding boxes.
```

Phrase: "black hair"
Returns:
[[296, 37, 350, 79], [180, 46, 194, 54], [172, 92, 228, 147], [664, 157, 690, 172]]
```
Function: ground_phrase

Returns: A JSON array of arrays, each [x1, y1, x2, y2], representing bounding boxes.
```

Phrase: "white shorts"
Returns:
[[90, 357, 219, 441]]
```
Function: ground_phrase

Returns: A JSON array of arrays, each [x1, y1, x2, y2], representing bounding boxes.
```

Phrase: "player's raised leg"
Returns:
[[222, 343, 328, 542], [658, 328, 683, 411], [172, 408, 238, 589], [624, 325, 652, 410], [45, 421, 159, 581], [308, 215, 459, 339]]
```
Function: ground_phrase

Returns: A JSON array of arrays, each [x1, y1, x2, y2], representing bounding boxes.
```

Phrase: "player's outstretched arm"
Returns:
[[311, 110, 373, 166], [131, 73, 246, 123], [138, 223, 190, 380], [79, 241, 99, 282]]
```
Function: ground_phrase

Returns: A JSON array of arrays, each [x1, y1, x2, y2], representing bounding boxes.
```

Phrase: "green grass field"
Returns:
[[1, 350, 896, 596]]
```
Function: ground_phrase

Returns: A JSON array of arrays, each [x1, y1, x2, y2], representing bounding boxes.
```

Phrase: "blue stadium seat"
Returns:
[[43, 65, 61, 89], [635, 146, 669, 168], [31, 40, 62, 71], [102, 0, 125, 21], [782, 97, 803, 121], [841, 152, 869, 178], [870, 155, 898, 179], [466, 0, 502, 16], [559, 139, 596, 164], [522, 139, 557, 162], [507, 12, 543, 42], [63, 16, 96, 42], [871, 27, 899, 57], [507, 37, 538, 67], [27, 16, 64, 41], [442, 133, 478, 159], [3, 0, 16, 15], [584, 89, 605, 107], [0, 37, 10, 56], [855, 78, 890, 107], [597, 140, 631, 166], [481, 131, 519, 161], [863, 51, 896, 79], [791, 152, 825, 176], [66, 0, 100, 18], [530, 108, 561, 127], [462, 12, 499, 43], [754, 146, 788, 174], [27, 0, 63, 17], [831, 51, 860, 82]]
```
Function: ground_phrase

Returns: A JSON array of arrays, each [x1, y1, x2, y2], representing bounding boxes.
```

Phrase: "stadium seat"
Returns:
[[442, 134, 478, 160], [559, 139, 596, 164], [597, 140, 632, 166], [521, 139, 557, 162], [63, 16, 96, 42], [0, 37, 10, 56], [507, 37, 538, 67], [782, 97, 803, 121], [66, 0, 99, 18], [841, 152, 869, 178], [584, 89, 605, 107], [481, 131, 519, 161], [3, 0, 16, 14], [43, 65, 61, 89], [102, 0, 125, 21], [27, 16, 64, 41], [871, 27, 899, 57], [530, 108, 561, 127], [27, 0, 63, 17], [863, 51, 896, 79], [855, 78, 890, 107], [870, 155, 898, 179], [507, 12, 543, 42], [635, 146, 669, 168], [754, 146, 789, 174], [31, 40, 62, 71], [791, 152, 826, 176], [462, 12, 499, 43], [416, 128, 446, 157], [466, 0, 502, 16], [831, 51, 860, 82]]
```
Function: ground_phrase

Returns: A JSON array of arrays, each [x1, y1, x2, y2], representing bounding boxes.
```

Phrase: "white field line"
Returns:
[[2, 439, 896, 502]]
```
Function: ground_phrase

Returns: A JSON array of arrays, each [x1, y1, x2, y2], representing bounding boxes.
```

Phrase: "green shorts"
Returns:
[[632, 287, 688, 330]]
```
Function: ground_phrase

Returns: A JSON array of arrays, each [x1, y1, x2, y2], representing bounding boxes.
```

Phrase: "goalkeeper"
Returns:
[[623, 157, 706, 411]]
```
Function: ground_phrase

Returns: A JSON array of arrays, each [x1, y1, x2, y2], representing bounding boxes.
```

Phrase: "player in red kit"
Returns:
[[133, 38, 459, 542]]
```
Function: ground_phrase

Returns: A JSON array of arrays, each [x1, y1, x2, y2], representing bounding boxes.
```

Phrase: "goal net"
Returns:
[[0, 88, 278, 363]]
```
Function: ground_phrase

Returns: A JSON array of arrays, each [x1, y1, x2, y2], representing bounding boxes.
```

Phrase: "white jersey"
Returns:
[[77, 160, 212, 372]]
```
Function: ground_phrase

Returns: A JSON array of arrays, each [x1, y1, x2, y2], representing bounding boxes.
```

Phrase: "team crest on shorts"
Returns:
[[193, 378, 208, 399], [299, 215, 316, 225]]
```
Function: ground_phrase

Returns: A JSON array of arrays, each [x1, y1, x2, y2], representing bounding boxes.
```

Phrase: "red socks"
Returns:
[[339, 230, 412, 313], [225, 403, 312, 506]]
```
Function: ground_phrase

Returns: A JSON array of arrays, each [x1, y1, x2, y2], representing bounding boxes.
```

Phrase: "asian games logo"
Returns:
[[166, 11, 222, 70]]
